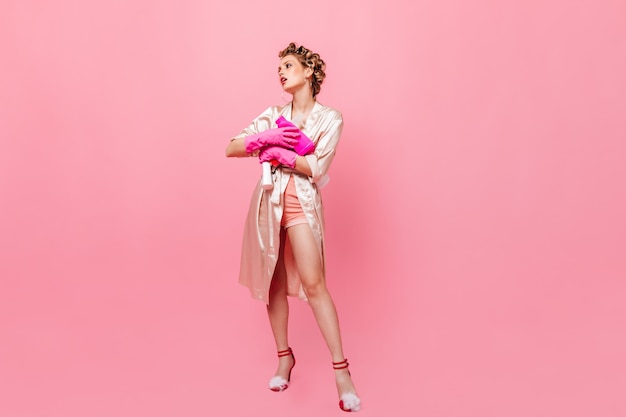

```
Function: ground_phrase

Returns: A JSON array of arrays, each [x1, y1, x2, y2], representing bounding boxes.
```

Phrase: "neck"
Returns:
[[290, 89, 316, 115]]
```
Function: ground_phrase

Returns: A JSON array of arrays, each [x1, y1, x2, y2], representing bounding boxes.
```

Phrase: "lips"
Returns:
[[281, 77, 287, 84]]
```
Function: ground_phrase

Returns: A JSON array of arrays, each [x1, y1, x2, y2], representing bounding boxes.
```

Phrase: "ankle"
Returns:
[[277, 347, 292, 356], [332, 358, 350, 370]]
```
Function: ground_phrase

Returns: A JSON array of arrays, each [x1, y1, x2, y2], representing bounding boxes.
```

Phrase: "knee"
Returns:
[[302, 278, 327, 299]]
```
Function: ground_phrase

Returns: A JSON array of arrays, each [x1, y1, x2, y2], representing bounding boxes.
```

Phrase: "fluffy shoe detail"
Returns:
[[268, 376, 289, 392], [268, 347, 295, 392], [339, 392, 361, 412]]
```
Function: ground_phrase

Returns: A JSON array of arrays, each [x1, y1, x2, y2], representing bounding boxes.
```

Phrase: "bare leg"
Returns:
[[286, 224, 359, 405], [267, 229, 295, 384]]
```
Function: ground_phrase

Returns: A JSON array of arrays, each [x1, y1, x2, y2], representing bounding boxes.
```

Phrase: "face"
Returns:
[[277, 55, 312, 93]]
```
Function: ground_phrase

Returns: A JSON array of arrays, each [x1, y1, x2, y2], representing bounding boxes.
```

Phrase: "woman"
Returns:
[[225, 42, 361, 412]]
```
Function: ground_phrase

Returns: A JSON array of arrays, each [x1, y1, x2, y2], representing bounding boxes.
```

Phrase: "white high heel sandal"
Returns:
[[333, 358, 362, 412], [268, 347, 295, 392]]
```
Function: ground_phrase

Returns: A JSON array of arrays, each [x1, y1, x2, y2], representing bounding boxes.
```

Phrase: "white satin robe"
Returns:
[[231, 101, 343, 304]]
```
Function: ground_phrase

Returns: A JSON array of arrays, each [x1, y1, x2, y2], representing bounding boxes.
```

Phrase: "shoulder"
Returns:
[[315, 102, 343, 122]]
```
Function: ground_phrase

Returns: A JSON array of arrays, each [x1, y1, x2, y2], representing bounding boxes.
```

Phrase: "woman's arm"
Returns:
[[303, 114, 343, 183], [225, 106, 276, 158], [227, 137, 311, 176], [225, 138, 249, 158], [293, 155, 312, 177]]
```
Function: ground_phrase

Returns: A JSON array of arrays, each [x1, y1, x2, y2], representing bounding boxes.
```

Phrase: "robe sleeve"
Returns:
[[231, 106, 276, 140], [304, 109, 343, 184]]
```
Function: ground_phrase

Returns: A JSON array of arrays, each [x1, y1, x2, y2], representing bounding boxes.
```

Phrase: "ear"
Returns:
[[305, 66, 313, 78]]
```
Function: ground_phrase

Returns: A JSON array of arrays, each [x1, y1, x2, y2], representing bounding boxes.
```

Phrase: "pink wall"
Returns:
[[1, 1, 625, 416]]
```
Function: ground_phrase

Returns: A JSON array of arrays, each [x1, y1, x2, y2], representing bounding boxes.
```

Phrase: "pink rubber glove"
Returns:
[[259, 146, 298, 168], [244, 127, 299, 154], [275, 116, 316, 155]]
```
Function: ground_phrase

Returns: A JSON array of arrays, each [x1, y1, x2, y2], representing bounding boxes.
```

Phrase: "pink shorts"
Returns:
[[281, 175, 308, 229]]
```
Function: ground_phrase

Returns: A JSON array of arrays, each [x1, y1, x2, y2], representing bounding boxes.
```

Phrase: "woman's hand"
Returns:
[[258, 146, 298, 168], [275, 116, 316, 155], [244, 127, 300, 153]]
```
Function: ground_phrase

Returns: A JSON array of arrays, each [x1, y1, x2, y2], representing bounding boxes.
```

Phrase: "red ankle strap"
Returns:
[[277, 348, 293, 357], [332, 358, 349, 370]]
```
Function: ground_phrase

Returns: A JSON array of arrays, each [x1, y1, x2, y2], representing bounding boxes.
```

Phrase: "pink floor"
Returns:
[[2, 1, 625, 416]]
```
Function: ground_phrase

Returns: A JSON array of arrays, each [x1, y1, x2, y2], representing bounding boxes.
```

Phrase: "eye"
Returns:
[[286, 63, 292, 68]]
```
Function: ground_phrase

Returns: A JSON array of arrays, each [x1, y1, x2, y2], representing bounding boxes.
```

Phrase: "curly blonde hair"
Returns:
[[278, 42, 326, 98]]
